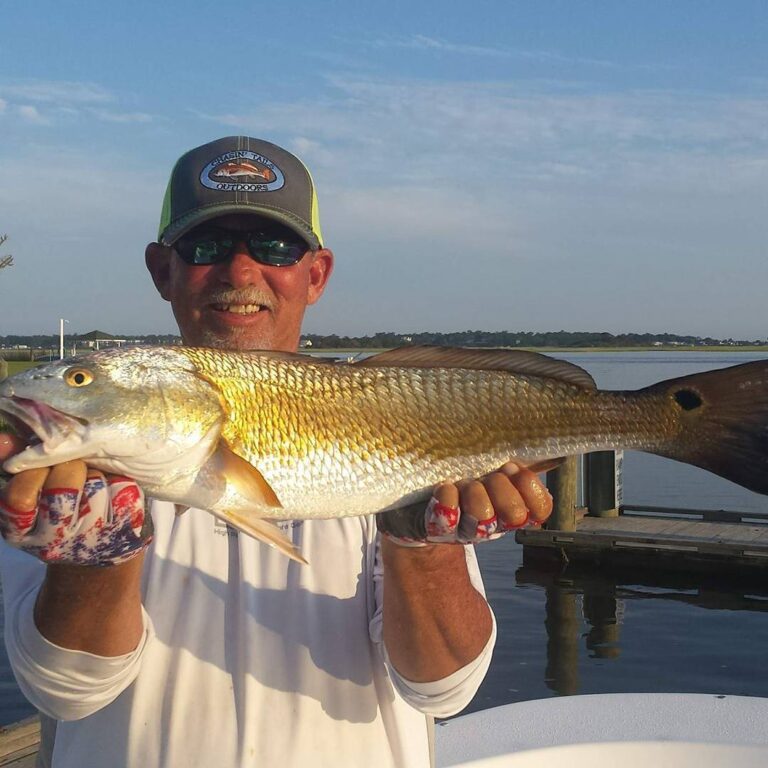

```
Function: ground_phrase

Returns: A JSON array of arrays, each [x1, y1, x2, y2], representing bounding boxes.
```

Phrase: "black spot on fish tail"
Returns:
[[674, 389, 703, 411], [642, 360, 768, 495]]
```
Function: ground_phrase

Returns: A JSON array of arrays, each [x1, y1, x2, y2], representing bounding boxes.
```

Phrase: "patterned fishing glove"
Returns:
[[378, 464, 551, 546], [0, 473, 153, 566], [377, 495, 539, 547]]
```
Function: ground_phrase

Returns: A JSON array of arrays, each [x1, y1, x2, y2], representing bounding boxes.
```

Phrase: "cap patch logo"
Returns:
[[200, 150, 285, 192]]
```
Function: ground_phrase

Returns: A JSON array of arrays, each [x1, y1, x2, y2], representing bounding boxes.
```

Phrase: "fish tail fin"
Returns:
[[643, 360, 768, 495]]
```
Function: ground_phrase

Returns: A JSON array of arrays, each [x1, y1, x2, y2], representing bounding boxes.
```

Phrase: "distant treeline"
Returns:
[[1, 330, 764, 352], [302, 330, 762, 349], [0, 334, 181, 348]]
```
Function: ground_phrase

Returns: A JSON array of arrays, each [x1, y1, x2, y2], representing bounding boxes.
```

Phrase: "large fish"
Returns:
[[1, 345, 768, 561]]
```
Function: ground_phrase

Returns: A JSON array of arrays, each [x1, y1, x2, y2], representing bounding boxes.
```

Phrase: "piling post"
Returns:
[[586, 450, 623, 518], [545, 456, 579, 531], [0, 357, 6, 380]]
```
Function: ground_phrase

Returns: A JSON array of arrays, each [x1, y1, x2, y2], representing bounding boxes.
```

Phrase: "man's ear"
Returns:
[[145, 242, 173, 301], [306, 248, 334, 306]]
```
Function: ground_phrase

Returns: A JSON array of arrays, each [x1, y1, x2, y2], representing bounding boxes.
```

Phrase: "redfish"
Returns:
[[2, 346, 767, 561]]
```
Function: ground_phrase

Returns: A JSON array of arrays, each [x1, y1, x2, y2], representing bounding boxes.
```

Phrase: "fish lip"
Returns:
[[0, 396, 87, 446]]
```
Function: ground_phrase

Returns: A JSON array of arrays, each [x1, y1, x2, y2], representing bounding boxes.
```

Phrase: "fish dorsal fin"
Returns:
[[214, 512, 308, 564], [215, 442, 282, 508], [353, 346, 596, 389]]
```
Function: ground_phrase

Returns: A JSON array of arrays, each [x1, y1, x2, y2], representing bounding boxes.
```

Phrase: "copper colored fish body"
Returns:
[[2, 345, 768, 560]]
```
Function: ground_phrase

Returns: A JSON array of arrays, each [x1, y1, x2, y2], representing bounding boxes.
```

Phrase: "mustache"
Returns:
[[206, 288, 276, 311]]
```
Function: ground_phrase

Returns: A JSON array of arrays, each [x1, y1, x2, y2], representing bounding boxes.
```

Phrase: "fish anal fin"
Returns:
[[354, 346, 596, 389], [217, 512, 308, 564], [216, 442, 282, 508]]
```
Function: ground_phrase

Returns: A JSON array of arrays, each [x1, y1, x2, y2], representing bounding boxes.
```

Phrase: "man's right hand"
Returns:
[[0, 435, 153, 567]]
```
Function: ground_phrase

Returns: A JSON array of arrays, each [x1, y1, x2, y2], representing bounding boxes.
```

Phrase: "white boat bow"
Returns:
[[435, 693, 768, 767]]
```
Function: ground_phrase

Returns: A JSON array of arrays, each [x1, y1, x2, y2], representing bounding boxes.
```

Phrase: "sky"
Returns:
[[1, 1, 767, 340]]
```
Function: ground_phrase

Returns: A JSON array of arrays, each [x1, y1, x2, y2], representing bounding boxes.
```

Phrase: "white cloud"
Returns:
[[193, 75, 768, 338], [197, 76, 768, 198], [0, 79, 112, 105], [0, 79, 155, 129], [0, 145, 167, 335], [387, 34, 512, 58], [3, 72, 768, 339], [88, 108, 153, 123], [17, 104, 49, 124], [373, 35, 617, 68]]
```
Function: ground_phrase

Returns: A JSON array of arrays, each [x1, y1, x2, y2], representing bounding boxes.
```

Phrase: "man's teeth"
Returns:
[[216, 304, 264, 314]]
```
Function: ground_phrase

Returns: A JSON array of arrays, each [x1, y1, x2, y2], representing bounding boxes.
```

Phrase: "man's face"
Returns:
[[145, 214, 333, 352]]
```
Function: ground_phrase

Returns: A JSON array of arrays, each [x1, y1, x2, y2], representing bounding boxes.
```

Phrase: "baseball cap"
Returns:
[[158, 136, 323, 248]]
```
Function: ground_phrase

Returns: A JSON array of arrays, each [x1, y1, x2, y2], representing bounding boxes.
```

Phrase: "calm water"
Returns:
[[469, 351, 768, 714], [2, 351, 768, 724]]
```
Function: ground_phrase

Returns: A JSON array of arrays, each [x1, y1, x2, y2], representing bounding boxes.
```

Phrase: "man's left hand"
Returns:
[[377, 462, 553, 545]]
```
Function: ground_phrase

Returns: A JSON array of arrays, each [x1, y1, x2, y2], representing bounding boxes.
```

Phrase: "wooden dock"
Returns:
[[518, 454, 768, 573], [517, 515, 768, 571], [0, 718, 39, 767]]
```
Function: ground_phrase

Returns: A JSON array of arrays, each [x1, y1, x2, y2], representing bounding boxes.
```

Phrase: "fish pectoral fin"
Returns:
[[214, 442, 282, 508], [524, 457, 566, 474], [218, 512, 308, 565]]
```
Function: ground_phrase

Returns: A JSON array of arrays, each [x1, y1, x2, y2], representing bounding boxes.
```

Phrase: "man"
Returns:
[[0, 137, 551, 767]]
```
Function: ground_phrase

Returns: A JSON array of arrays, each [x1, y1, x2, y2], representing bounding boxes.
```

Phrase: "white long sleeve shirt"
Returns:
[[1, 501, 495, 768]]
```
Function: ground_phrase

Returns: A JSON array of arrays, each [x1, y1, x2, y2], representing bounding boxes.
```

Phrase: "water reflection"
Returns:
[[543, 585, 580, 694], [515, 561, 768, 697]]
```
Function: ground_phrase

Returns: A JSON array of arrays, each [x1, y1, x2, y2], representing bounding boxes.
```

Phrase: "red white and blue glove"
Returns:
[[377, 463, 552, 547], [1, 471, 152, 566]]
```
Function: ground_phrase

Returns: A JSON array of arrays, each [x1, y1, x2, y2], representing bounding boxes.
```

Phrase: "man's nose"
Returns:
[[218, 241, 261, 287]]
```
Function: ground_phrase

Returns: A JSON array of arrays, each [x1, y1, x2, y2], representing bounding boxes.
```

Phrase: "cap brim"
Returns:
[[160, 202, 321, 249]]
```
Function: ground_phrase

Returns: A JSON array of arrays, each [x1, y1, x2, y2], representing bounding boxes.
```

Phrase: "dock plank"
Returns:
[[517, 514, 768, 569], [0, 717, 39, 767]]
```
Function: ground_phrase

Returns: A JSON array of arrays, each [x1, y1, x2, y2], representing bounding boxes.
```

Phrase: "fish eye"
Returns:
[[64, 368, 94, 387]]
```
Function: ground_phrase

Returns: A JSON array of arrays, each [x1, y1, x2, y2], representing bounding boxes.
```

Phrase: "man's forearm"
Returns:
[[382, 538, 493, 682], [34, 555, 145, 656]]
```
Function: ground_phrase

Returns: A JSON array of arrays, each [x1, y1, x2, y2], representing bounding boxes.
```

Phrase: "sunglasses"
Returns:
[[174, 227, 311, 267]]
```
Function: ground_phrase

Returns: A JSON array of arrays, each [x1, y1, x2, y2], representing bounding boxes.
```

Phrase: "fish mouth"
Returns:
[[0, 397, 88, 467]]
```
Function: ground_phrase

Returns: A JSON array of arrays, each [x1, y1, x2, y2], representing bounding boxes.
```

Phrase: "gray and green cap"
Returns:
[[158, 136, 323, 248]]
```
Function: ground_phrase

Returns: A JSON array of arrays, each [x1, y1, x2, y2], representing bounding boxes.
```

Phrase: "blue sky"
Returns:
[[1, 1, 767, 339]]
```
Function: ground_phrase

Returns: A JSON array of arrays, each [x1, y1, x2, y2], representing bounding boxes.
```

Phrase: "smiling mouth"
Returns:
[[211, 303, 269, 315]]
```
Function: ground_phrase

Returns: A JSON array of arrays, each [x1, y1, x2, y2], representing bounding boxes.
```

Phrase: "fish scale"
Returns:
[[177, 349, 674, 518]]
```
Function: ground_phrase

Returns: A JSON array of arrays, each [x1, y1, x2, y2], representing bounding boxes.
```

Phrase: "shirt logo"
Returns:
[[200, 150, 285, 192]]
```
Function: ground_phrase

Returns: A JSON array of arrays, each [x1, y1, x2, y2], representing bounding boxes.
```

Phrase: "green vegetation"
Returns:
[[6, 361, 37, 375], [302, 330, 767, 350], [0, 233, 11, 271], [2, 331, 767, 356]]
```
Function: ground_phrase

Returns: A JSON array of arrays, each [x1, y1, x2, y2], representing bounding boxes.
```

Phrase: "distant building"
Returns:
[[75, 330, 126, 350]]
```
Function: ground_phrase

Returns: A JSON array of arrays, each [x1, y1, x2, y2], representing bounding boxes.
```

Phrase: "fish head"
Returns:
[[0, 347, 225, 485]]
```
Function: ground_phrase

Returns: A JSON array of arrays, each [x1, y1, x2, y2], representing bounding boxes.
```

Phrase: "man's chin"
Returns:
[[194, 326, 276, 352]]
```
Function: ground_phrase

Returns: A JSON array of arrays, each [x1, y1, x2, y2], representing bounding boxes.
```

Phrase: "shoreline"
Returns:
[[316, 345, 768, 354]]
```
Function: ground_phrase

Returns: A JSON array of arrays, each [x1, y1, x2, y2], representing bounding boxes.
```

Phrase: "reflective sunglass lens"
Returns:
[[194, 238, 234, 264], [176, 230, 307, 266], [176, 234, 233, 264], [249, 238, 304, 266]]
